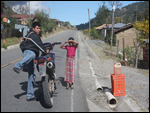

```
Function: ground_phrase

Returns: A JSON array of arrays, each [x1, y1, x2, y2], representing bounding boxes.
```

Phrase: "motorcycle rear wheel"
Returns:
[[42, 74, 53, 108]]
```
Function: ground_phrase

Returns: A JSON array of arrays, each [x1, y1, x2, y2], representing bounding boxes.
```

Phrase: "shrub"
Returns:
[[124, 46, 136, 66], [1, 37, 20, 49]]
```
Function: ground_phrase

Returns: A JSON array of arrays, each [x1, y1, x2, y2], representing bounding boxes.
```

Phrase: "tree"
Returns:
[[95, 2, 110, 26], [64, 21, 71, 28], [143, 2, 149, 20], [31, 9, 57, 35], [1, 1, 17, 29], [1, 1, 6, 15], [133, 18, 149, 68]]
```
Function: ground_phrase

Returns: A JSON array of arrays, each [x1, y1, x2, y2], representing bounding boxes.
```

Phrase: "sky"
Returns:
[[7, 1, 143, 26]]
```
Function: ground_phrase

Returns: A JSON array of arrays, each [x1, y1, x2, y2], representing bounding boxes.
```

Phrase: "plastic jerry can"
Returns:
[[114, 63, 121, 75]]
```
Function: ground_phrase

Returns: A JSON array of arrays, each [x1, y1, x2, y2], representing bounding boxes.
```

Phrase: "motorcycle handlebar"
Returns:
[[45, 42, 61, 50], [52, 42, 62, 46]]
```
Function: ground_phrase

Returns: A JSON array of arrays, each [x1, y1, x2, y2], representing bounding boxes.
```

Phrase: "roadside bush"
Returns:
[[33, 9, 57, 36], [104, 31, 116, 46], [91, 28, 103, 40], [124, 46, 136, 66], [82, 29, 89, 35], [1, 37, 20, 49]]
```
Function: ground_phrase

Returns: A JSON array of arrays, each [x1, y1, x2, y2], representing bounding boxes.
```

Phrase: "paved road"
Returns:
[[1, 31, 89, 112]]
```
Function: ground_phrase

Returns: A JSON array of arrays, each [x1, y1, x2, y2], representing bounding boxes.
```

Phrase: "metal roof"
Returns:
[[114, 23, 133, 33], [104, 23, 126, 29], [96, 23, 127, 30]]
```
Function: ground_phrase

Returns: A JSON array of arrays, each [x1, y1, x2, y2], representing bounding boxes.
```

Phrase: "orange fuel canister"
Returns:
[[114, 63, 121, 75], [111, 73, 126, 97]]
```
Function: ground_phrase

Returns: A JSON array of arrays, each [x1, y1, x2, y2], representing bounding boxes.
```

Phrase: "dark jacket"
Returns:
[[21, 31, 46, 57]]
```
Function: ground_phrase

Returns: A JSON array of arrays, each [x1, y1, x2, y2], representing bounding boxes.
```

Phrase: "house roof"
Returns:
[[1, 14, 35, 19], [96, 23, 127, 30], [104, 23, 126, 29], [114, 23, 133, 33], [96, 24, 111, 30], [52, 19, 60, 22], [11, 14, 35, 19]]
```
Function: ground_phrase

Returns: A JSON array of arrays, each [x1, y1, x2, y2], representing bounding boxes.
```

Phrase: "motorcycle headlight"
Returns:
[[47, 62, 53, 68]]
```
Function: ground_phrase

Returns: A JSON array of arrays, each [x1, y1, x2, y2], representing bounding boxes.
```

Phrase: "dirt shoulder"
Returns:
[[78, 31, 149, 112]]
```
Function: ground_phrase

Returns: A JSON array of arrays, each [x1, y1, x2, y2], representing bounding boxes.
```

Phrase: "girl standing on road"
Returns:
[[60, 37, 78, 89]]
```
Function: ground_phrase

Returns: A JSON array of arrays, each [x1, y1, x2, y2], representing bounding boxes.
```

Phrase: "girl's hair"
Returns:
[[68, 37, 74, 40]]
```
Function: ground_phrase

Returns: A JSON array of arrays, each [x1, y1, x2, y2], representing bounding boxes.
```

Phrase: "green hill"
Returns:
[[76, 1, 149, 30]]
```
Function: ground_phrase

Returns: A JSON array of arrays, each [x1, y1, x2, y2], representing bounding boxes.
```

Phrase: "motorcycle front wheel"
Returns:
[[42, 74, 53, 108]]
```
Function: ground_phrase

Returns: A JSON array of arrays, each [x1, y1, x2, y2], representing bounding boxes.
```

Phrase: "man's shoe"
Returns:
[[13, 67, 20, 74], [26, 97, 37, 101]]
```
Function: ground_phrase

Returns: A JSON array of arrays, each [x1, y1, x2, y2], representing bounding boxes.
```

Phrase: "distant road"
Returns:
[[1, 30, 89, 112]]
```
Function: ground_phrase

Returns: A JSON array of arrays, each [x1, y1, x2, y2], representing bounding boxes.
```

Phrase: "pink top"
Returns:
[[65, 45, 77, 57]]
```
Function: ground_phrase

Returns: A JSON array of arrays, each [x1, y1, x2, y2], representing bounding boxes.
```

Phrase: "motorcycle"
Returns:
[[33, 42, 61, 108]]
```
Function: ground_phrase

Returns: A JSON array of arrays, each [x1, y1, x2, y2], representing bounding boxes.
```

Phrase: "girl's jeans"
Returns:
[[15, 50, 36, 99]]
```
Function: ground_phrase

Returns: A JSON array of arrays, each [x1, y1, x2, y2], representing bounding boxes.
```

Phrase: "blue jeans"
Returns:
[[15, 50, 36, 99]]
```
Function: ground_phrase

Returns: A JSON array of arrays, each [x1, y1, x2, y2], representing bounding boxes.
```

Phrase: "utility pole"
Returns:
[[110, 1, 115, 49], [121, 9, 123, 23], [29, 1, 30, 19], [28, 1, 30, 21], [88, 8, 91, 40]]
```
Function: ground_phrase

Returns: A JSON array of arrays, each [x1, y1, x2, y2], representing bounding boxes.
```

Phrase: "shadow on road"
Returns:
[[14, 81, 42, 99], [14, 81, 54, 109], [59, 77, 66, 87], [14, 81, 28, 99]]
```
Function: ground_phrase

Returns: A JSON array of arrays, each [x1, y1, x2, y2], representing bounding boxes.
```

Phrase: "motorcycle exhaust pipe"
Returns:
[[104, 88, 117, 108], [47, 62, 53, 68]]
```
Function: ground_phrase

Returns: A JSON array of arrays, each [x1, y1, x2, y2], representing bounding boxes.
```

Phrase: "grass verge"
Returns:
[[1, 37, 21, 49]]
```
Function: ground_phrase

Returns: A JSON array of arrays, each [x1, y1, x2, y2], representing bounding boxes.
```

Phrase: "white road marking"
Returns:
[[70, 35, 79, 112]]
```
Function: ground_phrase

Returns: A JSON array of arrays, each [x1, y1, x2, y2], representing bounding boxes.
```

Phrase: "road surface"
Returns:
[[1, 31, 89, 112]]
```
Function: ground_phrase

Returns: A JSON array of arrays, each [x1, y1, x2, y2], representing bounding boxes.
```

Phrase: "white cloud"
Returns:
[[12, 1, 49, 15], [12, 4, 29, 14], [29, 1, 49, 15]]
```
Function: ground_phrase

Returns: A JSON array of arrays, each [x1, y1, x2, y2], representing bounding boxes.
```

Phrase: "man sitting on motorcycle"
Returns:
[[13, 22, 46, 101]]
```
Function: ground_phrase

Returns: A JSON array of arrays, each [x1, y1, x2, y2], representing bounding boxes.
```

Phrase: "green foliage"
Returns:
[[33, 9, 57, 35], [91, 28, 102, 40], [76, 18, 96, 30], [82, 29, 89, 35], [133, 19, 149, 40], [118, 54, 122, 59], [115, 17, 121, 23], [95, 4, 110, 26], [77, 1, 148, 31], [64, 21, 71, 28], [104, 31, 116, 46], [117, 1, 149, 23], [1, 1, 18, 29], [124, 46, 135, 66], [104, 30, 111, 44], [1, 37, 20, 49]]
